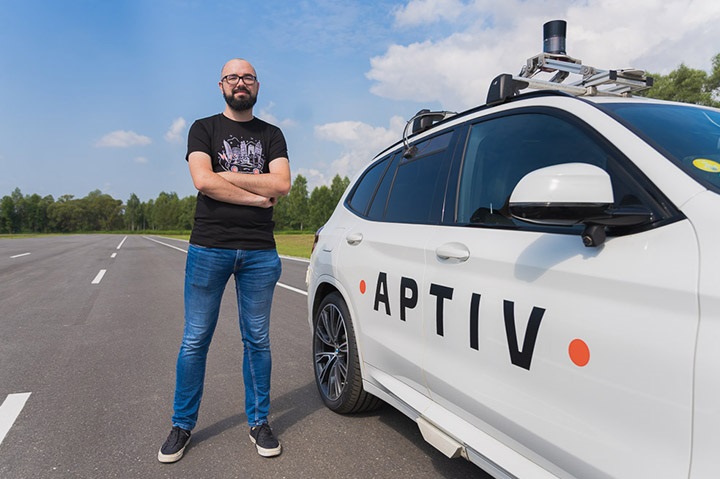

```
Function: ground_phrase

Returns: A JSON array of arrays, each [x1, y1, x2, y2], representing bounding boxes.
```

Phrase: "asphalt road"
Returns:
[[0, 235, 488, 479]]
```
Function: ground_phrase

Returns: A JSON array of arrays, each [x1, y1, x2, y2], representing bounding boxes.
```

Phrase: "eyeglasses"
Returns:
[[221, 74, 257, 86]]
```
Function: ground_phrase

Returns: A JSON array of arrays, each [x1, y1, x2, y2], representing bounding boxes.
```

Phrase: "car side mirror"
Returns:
[[509, 163, 653, 247]]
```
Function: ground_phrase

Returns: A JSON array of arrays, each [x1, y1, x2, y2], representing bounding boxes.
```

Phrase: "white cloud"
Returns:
[[314, 116, 405, 182], [258, 102, 297, 128], [393, 0, 468, 27], [96, 130, 152, 148], [164, 117, 187, 143], [134, 156, 148, 164], [369, 0, 720, 110]]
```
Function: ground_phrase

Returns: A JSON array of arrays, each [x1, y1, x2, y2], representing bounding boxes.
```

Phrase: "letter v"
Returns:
[[503, 300, 545, 370]]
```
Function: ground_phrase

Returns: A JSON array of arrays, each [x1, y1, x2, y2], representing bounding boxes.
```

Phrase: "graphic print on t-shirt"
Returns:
[[219, 136, 265, 174]]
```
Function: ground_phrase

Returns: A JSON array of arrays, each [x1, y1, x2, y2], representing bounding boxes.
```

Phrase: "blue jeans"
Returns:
[[172, 244, 282, 431]]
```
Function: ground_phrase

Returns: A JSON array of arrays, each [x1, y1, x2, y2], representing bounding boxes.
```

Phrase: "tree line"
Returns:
[[642, 53, 720, 107], [0, 174, 350, 235]]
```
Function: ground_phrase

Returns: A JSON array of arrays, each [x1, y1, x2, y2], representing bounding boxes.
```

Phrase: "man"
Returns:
[[158, 58, 291, 463]]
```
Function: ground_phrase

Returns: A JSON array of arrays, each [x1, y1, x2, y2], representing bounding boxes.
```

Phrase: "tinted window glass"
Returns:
[[367, 153, 401, 220], [384, 132, 454, 224], [346, 155, 392, 216], [601, 102, 720, 193]]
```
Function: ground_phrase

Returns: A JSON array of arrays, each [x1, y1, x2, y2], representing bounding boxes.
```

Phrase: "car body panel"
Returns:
[[332, 218, 430, 397], [422, 219, 698, 478], [685, 190, 720, 478]]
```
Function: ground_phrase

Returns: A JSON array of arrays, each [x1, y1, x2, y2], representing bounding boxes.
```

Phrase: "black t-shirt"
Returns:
[[186, 114, 288, 250]]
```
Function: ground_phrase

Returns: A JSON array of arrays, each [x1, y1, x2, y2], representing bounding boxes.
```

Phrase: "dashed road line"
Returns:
[[10, 253, 31, 259], [91, 269, 107, 284], [116, 236, 128, 250], [0, 393, 31, 446]]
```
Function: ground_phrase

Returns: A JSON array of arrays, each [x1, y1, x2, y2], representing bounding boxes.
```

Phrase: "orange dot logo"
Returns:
[[359, 280, 366, 294], [569, 339, 590, 367]]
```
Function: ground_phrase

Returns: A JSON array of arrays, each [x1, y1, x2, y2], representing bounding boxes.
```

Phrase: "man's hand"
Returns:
[[257, 196, 277, 208]]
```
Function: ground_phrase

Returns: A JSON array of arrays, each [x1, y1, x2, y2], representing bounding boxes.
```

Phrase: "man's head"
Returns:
[[219, 59, 259, 113]]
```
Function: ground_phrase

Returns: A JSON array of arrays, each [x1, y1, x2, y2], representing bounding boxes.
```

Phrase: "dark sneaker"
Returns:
[[158, 426, 191, 463], [249, 423, 282, 457]]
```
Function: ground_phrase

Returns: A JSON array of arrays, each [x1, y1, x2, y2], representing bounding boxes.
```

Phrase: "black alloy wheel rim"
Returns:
[[314, 303, 349, 400]]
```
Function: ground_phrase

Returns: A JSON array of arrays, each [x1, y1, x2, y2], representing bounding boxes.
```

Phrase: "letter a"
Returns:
[[374, 272, 391, 315]]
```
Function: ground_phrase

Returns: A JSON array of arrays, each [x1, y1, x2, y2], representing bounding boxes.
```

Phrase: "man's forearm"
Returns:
[[216, 159, 291, 198], [203, 182, 275, 207], [216, 171, 288, 197], [194, 170, 275, 207], [187, 152, 281, 207]]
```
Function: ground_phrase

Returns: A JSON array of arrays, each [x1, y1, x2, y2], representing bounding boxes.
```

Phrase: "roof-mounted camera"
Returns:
[[402, 109, 457, 157], [487, 20, 653, 105]]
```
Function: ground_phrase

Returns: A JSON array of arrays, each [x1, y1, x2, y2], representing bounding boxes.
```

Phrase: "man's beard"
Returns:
[[224, 88, 257, 112]]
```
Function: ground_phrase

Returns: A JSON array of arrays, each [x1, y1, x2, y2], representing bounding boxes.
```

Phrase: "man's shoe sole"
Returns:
[[157, 437, 190, 463], [249, 434, 282, 457]]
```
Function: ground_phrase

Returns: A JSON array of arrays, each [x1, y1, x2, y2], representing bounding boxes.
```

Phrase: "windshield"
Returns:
[[601, 102, 720, 193]]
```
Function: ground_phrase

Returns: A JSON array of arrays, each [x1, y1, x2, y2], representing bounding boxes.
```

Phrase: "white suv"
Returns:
[[306, 31, 720, 478]]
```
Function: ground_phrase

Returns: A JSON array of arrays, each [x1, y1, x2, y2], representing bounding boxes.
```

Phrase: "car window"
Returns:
[[600, 102, 720, 194], [382, 131, 454, 224], [346, 154, 394, 216], [367, 153, 401, 220], [455, 111, 664, 232]]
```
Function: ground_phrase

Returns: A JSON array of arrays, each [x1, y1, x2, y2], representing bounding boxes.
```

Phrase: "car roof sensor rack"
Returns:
[[487, 20, 653, 105]]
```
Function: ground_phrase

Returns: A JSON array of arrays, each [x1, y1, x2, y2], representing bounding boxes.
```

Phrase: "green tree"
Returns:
[[47, 195, 85, 232], [5, 188, 25, 233], [144, 199, 156, 230], [276, 174, 309, 230], [329, 175, 350, 207], [644, 53, 720, 107], [23, 193, 53, 233], [0, 194, 19, 233], [125, 193, 143, 231], [178, 195, 196, 230], [308, 185, 334, 231], [153, 192, 182, 230], [83, 190, 123, 231]]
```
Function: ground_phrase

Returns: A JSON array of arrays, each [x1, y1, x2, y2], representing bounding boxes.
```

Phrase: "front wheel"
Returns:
[[313, 292, 381, 413]]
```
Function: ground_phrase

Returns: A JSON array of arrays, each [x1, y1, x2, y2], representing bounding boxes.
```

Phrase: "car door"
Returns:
[[421, 108, 698, 478], [337, 131, 456, 397]]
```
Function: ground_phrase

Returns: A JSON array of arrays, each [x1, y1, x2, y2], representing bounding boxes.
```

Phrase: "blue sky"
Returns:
[[2, 0, 719, 202]]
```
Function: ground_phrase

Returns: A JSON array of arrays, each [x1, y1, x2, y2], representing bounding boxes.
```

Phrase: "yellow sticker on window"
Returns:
[[693, 158, 720, 173]]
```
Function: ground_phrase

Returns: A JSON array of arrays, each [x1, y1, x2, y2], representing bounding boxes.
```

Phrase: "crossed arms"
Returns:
[[188, 151, 291, 208]]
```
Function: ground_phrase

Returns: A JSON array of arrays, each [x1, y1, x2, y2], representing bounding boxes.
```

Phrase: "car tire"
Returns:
[[313, 292, 381, 413]]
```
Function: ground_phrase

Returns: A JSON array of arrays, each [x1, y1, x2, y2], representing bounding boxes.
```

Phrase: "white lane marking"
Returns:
[[116, 236, 128, 250], [0, 393, 31, 446], [111, 253, 117, 258], [143, 236, 188, 253], [276, 282, 308, 296], [10, 253, 31, 259], [91, 269, 107, 284], [277, 256, 309, 295], [143, 236, 308, 296]]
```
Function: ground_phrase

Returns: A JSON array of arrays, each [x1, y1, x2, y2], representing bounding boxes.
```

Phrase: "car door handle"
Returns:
[[435, 243, 470, 262], [346, 232, 363, 246]]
